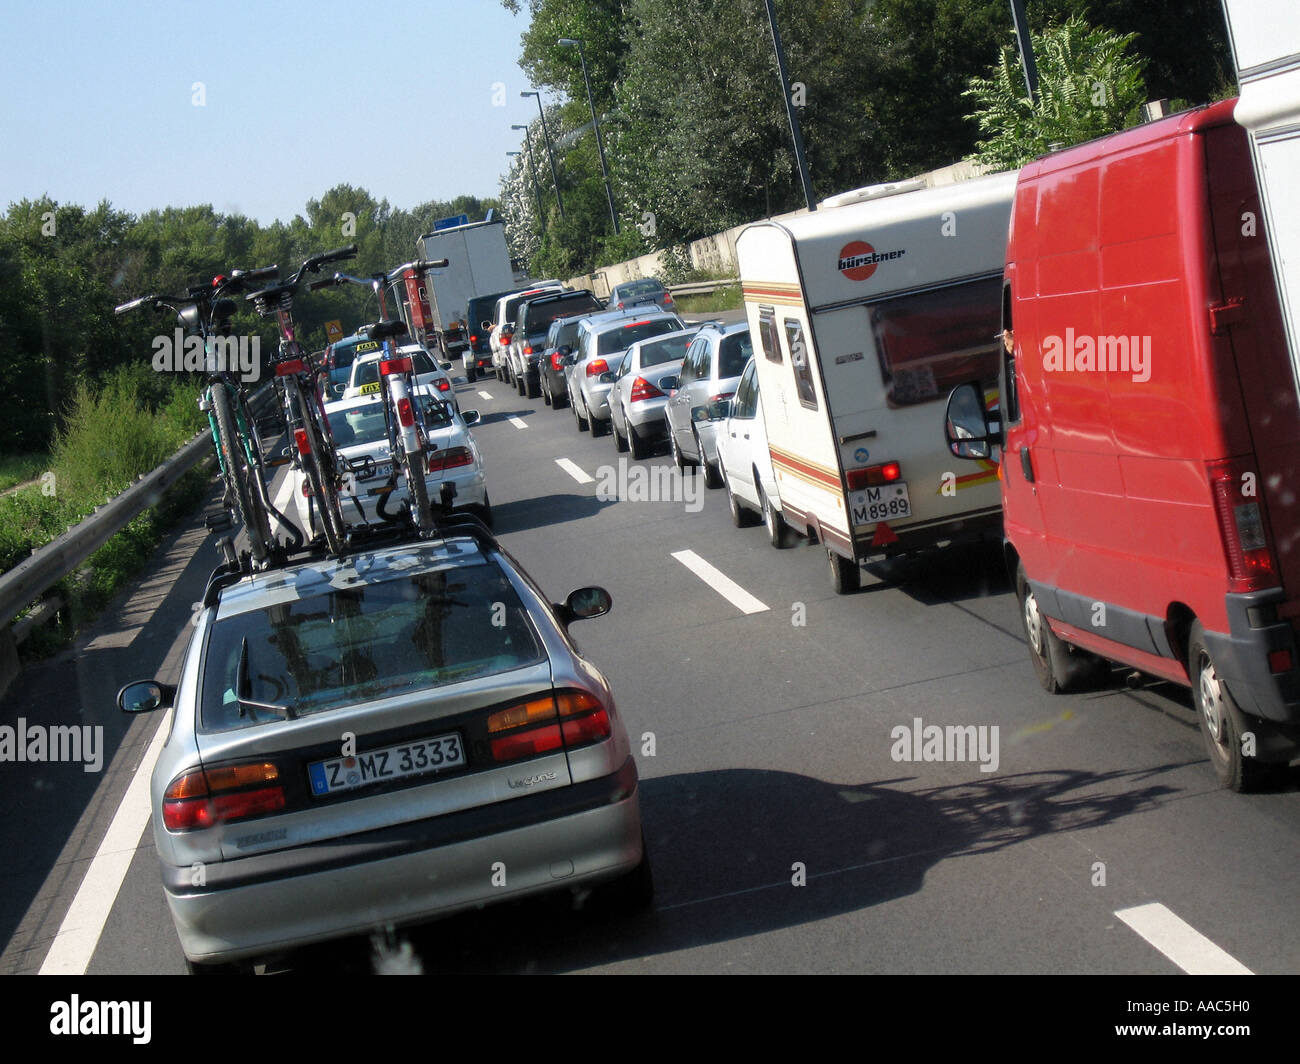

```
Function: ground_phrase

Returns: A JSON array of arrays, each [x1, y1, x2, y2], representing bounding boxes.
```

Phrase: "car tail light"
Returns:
[[550, 351, 565, 371], [276, 359, 306, 377], [523, 345, 533, 356], [427, 446, 474, 472], [435, 378, 451, 392], [500, 332, 513, 345], [162, 762, 285, 831], [586, 359, 609, 378], [846, 461, 902, 491], [630, 377, 664, 402], [486, 689, 611, 762], [294, 428, 311, 455], [1209, 458, 1279, 593], [470, 334, 478, 343], [617, 301, 625, 310], [708, 391, 734, 405], [664, 292, 673, 304], [1269, 649, 1293, 674], [623, 319, 652, 328], [380, 356, 413, 376]]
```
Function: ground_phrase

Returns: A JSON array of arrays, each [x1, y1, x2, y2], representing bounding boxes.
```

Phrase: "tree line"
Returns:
[[0, 189, 499, 453], [499, 0, 1235, 279]]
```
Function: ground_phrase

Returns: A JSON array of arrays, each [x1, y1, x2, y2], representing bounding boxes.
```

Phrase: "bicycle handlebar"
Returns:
[[385, 258, 449, 282]]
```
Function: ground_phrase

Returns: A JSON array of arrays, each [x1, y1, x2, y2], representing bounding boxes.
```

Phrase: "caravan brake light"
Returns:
[[846, 462, 902, 491]]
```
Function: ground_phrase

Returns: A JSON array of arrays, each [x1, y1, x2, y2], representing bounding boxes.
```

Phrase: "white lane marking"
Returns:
[[478, 390, 493, 401], [1115, 903, 1253, 975], [671, 549, 769, 615], [555, 458, 594, 485], [508, 416, 527, 430], [39, 711, 173, 975]]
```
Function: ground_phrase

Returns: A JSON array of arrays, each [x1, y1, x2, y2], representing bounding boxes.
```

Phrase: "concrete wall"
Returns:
[[566, 159, 994, 297]]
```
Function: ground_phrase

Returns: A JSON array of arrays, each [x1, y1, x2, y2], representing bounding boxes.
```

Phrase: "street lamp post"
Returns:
[[762, 0, 816, 212], [520, 90, 566, 219], [557, 37, 619, 234], [1009, 0, 1040, 102], [506, 150, 545, 234]]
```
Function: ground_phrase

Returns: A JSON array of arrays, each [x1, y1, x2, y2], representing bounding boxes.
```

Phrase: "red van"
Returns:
[[945, 99, 1300, 791]]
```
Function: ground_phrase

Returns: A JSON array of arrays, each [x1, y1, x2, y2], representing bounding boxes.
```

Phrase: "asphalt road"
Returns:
[[4, 318, 1298, 976]]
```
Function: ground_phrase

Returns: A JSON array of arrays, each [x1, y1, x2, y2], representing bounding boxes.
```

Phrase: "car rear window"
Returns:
[[598, 318, 679, 356], [869, 276, 1002, 407], [200, 561, 545, 731], [638, 332, 693, 367], [327, 395, 452, 448], [718, 332, 753, 378], [525, 295, 601, 334]]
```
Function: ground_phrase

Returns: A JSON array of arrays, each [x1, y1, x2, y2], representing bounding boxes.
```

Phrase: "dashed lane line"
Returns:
[[1115, 902, 1253, 975], [671, 549, 769, 615]]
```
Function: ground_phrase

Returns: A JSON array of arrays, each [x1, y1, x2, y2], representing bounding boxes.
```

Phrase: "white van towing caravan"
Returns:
[[735, 170, 1017, 592]]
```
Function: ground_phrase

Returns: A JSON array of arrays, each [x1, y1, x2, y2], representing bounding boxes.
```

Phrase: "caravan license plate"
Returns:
[[850, 482, 911, 525], [308, 733, 466, 796]]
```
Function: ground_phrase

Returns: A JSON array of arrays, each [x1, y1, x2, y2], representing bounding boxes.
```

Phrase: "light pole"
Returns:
[[520, 90, 566, 219], [762, 0, 816, 212], [506, 150, 545, 234], [557, 37, 619, 234], [1009, 0, 1039, 102]]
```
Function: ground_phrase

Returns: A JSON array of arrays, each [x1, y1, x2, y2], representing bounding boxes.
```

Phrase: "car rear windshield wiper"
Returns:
[[237, 636, 297, 720]]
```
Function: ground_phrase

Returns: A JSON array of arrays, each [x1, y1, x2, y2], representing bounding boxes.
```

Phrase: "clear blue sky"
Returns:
[[0, 0, 553, 224]]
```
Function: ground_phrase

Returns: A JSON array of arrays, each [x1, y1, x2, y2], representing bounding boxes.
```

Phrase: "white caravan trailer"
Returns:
[[735, 171, 1016, 593]]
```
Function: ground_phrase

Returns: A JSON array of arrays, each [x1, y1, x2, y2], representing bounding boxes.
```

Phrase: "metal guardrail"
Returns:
[[667, 279, 739, 298], [0, 382, 276, 631]]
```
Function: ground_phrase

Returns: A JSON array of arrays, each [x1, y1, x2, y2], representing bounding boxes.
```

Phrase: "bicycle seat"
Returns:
[[364, 320, 408, 342]]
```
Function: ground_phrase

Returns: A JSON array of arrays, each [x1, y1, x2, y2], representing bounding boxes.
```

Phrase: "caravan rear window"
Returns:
[[869, 276, 1002, 407]]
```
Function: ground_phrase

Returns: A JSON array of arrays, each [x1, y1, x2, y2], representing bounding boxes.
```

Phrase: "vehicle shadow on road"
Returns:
[[475, 409, 540, 425], [863, 539, 1012, 605], [491, 493, 615, 535], [288, 762, 1183, 975]]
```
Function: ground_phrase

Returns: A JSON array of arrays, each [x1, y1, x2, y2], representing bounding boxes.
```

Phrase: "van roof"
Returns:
[[1020, 97, 1238, 182]]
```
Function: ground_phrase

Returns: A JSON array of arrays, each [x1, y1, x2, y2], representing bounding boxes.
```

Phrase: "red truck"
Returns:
[[945, 98, 1299, 791]]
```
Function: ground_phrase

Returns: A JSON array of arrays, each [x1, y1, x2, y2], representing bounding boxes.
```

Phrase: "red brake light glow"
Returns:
[[276, 359, 306, 377], [486, 690, 610, 762], [630, 377, 664, 402], [845, 461, 902, 491], [162, 763, 284, 832], [586, 359, 610, 377], [380, 357, 413, 376], [1209, 458, 1278, 593], [396, 397, 415, 427], [294, 428, 310, 455]]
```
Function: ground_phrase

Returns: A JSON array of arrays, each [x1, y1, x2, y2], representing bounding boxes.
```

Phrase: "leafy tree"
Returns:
[[964, 14, 1147, 171]]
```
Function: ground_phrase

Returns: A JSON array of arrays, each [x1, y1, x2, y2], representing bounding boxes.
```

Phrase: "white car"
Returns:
[[342, 344, 458, 413], [716, 358, 794, 547], [291, 389, 490, 536]]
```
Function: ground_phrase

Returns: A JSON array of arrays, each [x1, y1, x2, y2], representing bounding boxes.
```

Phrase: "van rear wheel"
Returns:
[[1189, 622, 1279, 792], [828, 548, 860, 594]]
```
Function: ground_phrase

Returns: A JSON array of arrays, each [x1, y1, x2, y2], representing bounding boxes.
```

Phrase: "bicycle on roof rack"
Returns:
[[246, 244, 363, 557], [309, 257, 449, 537], [114, 267, 300, 567]]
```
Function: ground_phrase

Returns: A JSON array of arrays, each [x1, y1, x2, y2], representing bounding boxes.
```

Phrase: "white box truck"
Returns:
[[1221, 0, 1300, 386], [735, 171, 1016, 592], [415, 219, 516, 372]]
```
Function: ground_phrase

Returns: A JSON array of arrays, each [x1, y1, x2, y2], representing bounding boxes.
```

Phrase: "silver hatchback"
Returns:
[[118, 526, 649, 971]]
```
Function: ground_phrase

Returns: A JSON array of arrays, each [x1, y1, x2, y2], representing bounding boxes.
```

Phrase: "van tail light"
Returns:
[[426, 446, 474, 472], [586, 359, 610, 377], [486, 689, 611, 762], [846, 461, 902, 492], [1208, 458, 1279, 593], [630, 377, 664, 402], [396, 397, 415, 427], [163, 762, 285, 831]]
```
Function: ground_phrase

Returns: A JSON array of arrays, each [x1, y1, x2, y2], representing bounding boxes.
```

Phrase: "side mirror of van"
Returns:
[[944, 381, 997, 460]]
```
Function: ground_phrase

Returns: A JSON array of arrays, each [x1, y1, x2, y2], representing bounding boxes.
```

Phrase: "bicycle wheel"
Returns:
[[233, 389, 276, 559], [403, 445, 432, 534], [211, 384, 269, 564], [286, 378, 346, 554]]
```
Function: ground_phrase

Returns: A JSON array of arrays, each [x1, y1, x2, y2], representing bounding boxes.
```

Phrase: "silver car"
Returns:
[[608, 277, 675, 313], [565, 311, 683, 437], [608, 326, 703, 459], [664, 322, 753, 488], [117, 527, 650, 972]]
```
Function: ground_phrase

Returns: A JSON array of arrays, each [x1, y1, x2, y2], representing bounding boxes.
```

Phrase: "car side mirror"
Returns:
[[440, 361, 453, 371], [118, 680, 176, 714], [555, 586, 612, 625], [598, 371, 616, 384], [461, 409, 481, 426], [944, 381, 998, 460]]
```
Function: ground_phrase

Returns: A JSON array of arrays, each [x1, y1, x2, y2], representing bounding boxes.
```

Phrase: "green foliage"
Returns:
[[964, 14, 1148, 170]]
